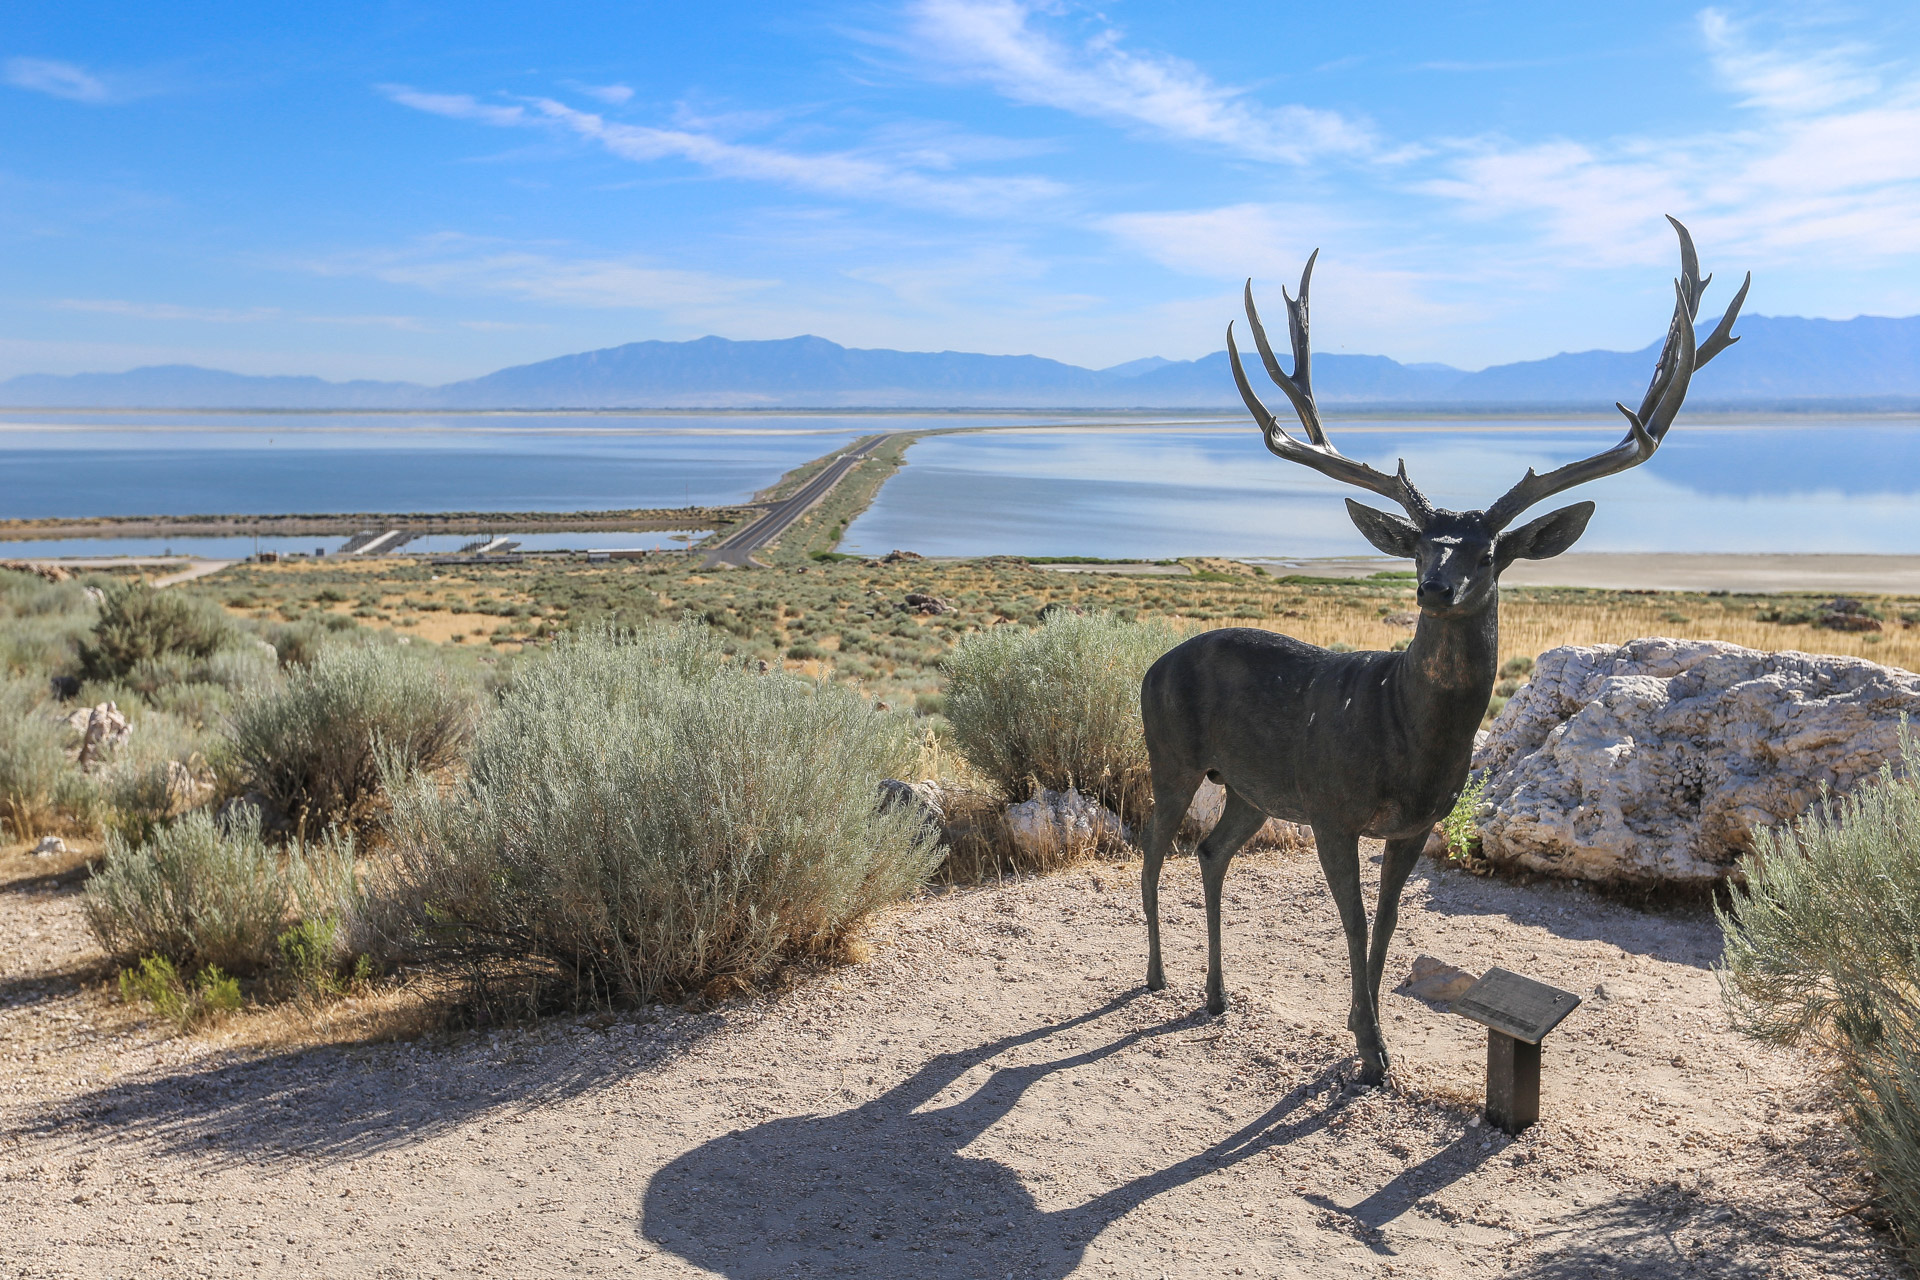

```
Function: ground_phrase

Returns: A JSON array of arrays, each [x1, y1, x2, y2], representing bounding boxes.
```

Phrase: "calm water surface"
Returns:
[[0, 410, 1052, 522], [8, 411, 1920, 558], [842, 418, 1920, 557]]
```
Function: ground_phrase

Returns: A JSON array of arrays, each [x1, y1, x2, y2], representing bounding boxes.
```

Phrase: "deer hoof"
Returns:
[[1145, 969, 1166, 992], [1206, 992, 1228, 1017], [1356, 1040, 1392, 1085]]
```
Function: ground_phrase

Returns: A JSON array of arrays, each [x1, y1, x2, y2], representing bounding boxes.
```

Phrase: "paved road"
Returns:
[[5, 556, 239, 587], [702, 434, 898, 568]]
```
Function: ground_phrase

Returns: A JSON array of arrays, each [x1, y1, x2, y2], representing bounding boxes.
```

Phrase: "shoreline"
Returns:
[[1249, 553, 1920, 593], [12, 547, 1920, 594], [0, 506, 749, 541]]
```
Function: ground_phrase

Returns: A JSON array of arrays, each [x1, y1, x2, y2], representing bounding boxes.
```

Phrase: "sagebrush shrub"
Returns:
[[941, 611, 1183, 820], [0, 677, 97, 840], [226, 642, 478, 829], [0, 570, 98, 679], [79, 583, 236, 682], [1720, 730, 1920, 1260], [118, 954, 243, 1030], [83, 806, 354, 974], [360, 623, 940, 1004], [99, 708, 220, 847]]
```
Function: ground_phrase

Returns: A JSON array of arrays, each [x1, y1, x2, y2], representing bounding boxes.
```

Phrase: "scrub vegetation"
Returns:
[[12, 549, 1920, 1056], [1721, 733, 1920, 1261]]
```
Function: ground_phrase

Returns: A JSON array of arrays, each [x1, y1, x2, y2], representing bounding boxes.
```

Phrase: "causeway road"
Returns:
[[703, 433, 899, 568]]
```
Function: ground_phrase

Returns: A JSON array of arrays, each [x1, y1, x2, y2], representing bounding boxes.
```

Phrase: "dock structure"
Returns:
[[340, 529, 415, 556]]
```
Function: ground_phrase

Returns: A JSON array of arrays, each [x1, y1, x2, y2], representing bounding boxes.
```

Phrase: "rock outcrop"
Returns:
[[1004, 788, 1126, 859], [66, 701, 130, 769], [877, 778, 946, 832], [1182, 779, 1313, 852], [1474, 637, 1920, 883]]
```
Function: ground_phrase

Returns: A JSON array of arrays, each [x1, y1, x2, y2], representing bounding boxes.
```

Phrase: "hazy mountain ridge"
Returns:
[[5, 313, 1917, 410]]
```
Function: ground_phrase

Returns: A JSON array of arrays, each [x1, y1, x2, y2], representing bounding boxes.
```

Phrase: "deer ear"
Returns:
[[1497, 501, 1594, 566], [1346, 499, 1421, 558]]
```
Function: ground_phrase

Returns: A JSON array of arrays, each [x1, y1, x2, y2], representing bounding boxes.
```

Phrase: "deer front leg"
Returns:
[[1199, 791, 1270, 1016], [1315, 826, 1389, 1083], [1140, 771, 1201, 993], [1367, 833, 1429, 1013]]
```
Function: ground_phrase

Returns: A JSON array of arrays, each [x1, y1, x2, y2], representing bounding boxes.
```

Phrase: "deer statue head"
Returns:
[[1227, 216, 1751, 617]]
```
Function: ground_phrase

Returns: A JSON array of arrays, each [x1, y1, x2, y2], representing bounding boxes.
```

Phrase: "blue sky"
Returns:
[[5, 2, 1919, 382]]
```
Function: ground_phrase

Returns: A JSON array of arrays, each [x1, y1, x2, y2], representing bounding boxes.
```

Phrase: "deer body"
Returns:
[[1142, 219, 1748, 1084]]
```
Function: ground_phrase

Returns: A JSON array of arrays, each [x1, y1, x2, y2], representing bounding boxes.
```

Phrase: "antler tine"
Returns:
[[1243, 268, 1328, 447], [1484, 217, 1744, 531], [1230, 265, 1434, 526]]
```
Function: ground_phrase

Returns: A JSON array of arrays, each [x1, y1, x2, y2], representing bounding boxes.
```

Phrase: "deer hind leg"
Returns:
[[1314, 826, 1390, 1084], [1367, 833, 1429, 1015], [1199, 790, 1271, 1016], [1140, 769, 1202, 992]]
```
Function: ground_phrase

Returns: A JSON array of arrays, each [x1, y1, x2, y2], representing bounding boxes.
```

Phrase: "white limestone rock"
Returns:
[[1474, 637, 1920, 884], [1005, 787, 1126, 859], [1182, 779, 1314, 851]]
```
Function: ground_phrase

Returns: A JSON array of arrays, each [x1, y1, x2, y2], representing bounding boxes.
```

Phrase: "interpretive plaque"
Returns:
[[1451, 968, 1582, 1134], [1452, 968, 1580, 1044]]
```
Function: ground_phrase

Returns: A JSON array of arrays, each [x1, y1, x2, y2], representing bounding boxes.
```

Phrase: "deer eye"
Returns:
[[1480, 551, 1495, 567]]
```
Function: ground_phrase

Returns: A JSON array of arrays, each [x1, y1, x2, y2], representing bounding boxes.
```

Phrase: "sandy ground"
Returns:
[[0, 841, 1899, 1279]]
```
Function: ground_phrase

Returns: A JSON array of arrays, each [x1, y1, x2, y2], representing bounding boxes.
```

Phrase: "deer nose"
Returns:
[[1418, 577, 1455, 607]]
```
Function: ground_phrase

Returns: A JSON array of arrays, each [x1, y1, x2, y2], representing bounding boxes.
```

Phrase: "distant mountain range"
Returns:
[[6, 313, 1919, 410]]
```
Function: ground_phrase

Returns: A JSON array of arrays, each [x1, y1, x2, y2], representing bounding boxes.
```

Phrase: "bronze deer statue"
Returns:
[[1139, 217, 1748, 1084]]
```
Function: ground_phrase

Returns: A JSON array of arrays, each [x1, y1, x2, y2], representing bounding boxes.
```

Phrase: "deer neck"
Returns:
[[1398, 589, 1500, 741]]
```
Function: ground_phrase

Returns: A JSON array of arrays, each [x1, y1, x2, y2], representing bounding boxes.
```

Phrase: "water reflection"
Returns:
[[841, 419, 1920, 557]]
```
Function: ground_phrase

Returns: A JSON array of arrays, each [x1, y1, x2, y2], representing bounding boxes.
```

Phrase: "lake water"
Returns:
[[6, 411, 1920, 559], [841, 418, 1920, 558]]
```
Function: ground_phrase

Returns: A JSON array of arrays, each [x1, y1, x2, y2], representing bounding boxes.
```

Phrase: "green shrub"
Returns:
[[941, 611, 1182, 819], [78, 583, 236, 682], [117, 954, 243, 1030], [1720, 731, 1920, 1260], [0, 680, 96, 840], [277, 916, 364, 1000], [226, 642, 478, 830], [360, 622, 939, 1005], [262, 619, 335, 668], [1441, 775, 1486, 863], [98, 709, 219, 847], [83, 806, 355, 974], [0, 570, 98, 685]]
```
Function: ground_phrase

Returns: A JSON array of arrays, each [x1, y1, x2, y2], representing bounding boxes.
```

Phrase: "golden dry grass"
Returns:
[[180, 555, 1920, 713], [1225, 590, 1920, 674]]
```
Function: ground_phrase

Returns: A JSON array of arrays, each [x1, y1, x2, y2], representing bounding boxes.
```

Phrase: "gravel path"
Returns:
[[0, 842, 1898, 1278]]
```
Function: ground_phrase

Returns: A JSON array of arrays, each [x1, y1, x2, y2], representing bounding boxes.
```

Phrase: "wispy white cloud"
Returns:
[[299, 234, 777, 311], [1699, 8, 1879, 113], [381, 84, 1064, 216], [901, 0, 1375, 164], [4, 57, 114, 104], [56, 298, 280, 323], [1101, 203, 1474, 350], [55, 298, 453, 332], [379, 86, 528, 128], [576, 82, 634, 106], [298, 312, 433, 332], [1415, 12, 1920, 271]]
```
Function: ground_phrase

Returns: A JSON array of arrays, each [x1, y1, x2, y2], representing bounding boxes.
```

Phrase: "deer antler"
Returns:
[[1229, 253, 1436, 527], [1483, 217, 1749, 531]]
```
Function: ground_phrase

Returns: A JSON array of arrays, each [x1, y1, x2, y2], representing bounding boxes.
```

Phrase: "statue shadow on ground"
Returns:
[[1511, 1183, 1879, 1278], [16, 1011, 710, 1167], [639, 991, 1492, 1279], [1407, 860, 1723, 971]]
